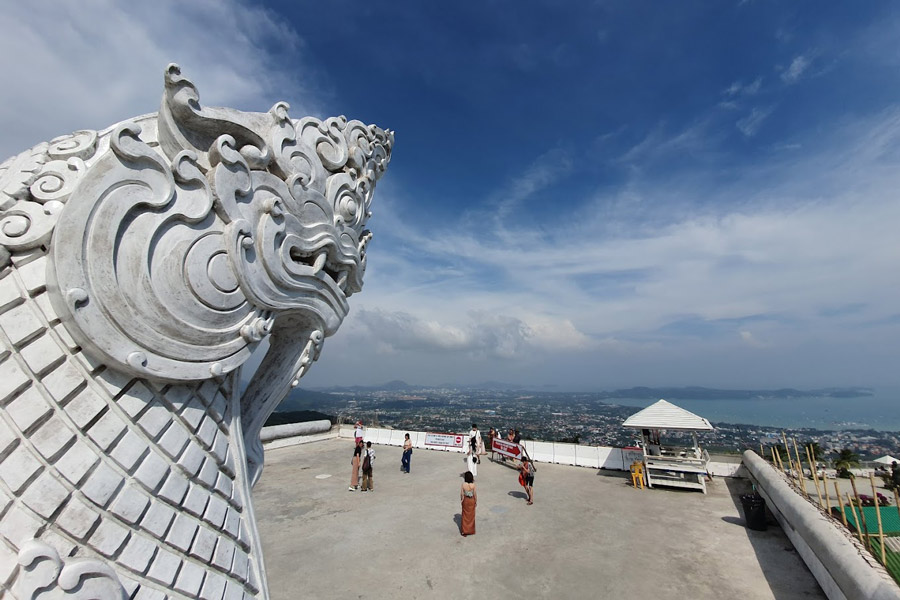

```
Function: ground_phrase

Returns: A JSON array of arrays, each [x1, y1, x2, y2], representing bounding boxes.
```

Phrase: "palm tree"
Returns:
[[833, 448, 860, 478], [770, 444, 790, 461], [809, 442, 826, 462]]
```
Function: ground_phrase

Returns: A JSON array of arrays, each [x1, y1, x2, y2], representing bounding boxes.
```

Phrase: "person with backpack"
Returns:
[[349, 439, 363, 491], [361, 441, 376, 492], [466, 443, 478, 478], [520, 457, 535, 505], [466, 425, 479, 477]]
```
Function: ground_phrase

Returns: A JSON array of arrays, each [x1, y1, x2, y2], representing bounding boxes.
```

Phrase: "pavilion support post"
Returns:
[[869, 474, 887, 565]]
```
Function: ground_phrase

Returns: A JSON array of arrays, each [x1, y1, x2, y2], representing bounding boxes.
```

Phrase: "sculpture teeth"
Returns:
[[336, 271, 348, 290], [312, 252, 327, 274], [358, 231, 373, 254]]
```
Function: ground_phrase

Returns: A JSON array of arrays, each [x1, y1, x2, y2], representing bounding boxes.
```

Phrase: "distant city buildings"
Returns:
[[285, 387, 900, 459]]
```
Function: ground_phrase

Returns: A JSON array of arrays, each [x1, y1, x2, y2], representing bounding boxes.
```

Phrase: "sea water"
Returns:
[[612, 388, 900, 432]]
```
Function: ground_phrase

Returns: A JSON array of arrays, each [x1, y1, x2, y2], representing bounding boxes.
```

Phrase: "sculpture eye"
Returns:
[[341, 197, 358, 217]]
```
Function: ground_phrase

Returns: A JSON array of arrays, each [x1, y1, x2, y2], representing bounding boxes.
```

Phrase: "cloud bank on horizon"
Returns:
[[3, 0, 900, 390]]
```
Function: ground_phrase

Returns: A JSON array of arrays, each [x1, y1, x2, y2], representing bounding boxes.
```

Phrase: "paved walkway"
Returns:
[[254, 438, 825, 600]]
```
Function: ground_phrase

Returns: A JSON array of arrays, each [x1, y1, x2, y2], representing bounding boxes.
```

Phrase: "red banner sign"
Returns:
[[492, 438, 522, 459]]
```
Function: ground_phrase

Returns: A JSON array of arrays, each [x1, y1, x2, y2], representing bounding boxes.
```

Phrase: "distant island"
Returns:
[[600, 386, 874, 400], [304, 381, 874, 400]]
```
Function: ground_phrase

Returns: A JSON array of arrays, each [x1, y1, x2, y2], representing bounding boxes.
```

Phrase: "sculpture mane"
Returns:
[[0, 64, 392, 599]]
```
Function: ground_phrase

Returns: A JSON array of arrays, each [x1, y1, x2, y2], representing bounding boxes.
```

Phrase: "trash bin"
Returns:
[[740, 493, 767, 531]]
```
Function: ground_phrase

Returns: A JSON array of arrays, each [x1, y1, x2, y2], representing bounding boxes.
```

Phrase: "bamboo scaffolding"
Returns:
[[870, 474, 887, 564], [850, 477, 870, 550], [759, 442, 764, 459], [847, 493, 865, 544], [781, 432, 798, 489], [792, 437, 809, 497], [895, 488, 900, 523], [774, 449, 786, 478], [836, 482, 847, 526], [806, 444, 823, 507], [822, 469, 831, 516]]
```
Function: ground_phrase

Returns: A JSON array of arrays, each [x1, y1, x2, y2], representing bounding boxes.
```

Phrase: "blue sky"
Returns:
[[3, 1, 900, 389]]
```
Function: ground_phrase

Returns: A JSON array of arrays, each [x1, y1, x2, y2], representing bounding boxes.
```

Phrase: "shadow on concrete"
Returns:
[[508, 490, 528, 500], [490, 457, 520, 471], [453, 513, 462, 534], [723, 477, 824, 599]]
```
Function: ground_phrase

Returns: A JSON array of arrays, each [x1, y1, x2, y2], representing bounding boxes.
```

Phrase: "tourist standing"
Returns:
[[361, 441, 375, 491], [502, 428, 515, 462], [520, 458, 535, 505], [487, 428, 496, 457], [460, 471, 477, 536], [354, 420, 364, 445], [401, 433, 412, 473], [467, 442, 478, 478], [349, 439, 363, 491], [474, 425, 486, 458]]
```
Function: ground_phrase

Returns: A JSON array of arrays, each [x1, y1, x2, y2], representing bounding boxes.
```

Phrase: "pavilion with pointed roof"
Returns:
[[622, 399, 715, 493]]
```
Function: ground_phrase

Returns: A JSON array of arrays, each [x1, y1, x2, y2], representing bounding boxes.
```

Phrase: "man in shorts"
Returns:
[[520, 458, 535, 505]]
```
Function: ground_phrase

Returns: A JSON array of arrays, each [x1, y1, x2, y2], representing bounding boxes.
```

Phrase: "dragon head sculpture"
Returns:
[[0, 64, 391, 598]]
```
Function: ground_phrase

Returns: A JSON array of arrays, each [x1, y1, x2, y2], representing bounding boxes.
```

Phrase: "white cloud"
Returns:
[[735, 106, 774, 136], [739, 330, 767, 348], [619, 120, 714, 165], [744, 77, 763, 94], [781, 55, 810, 84], [723, 77, 761, 96], [353, 309, 533, 358], [0, 0, 324, 161], [318, 106, 900, 387]]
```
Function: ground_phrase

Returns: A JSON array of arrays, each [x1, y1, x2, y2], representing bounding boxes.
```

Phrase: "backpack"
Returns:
[[362, 451, 372, 474]]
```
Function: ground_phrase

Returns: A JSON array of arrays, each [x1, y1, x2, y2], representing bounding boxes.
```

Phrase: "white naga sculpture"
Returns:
[[0, 64, 392, 598]]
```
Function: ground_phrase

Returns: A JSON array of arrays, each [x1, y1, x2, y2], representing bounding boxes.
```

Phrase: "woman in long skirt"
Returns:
[[349, 440, 362, 491], [460, 471, 477, 536]]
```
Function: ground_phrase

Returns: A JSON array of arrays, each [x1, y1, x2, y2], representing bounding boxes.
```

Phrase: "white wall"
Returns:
[[334, 425, 742, 476]]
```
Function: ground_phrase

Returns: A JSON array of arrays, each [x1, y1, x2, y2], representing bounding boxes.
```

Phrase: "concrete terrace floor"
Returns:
[[254, 439, 825, 600]]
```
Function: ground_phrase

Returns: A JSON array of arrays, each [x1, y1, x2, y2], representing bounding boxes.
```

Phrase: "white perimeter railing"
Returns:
[[335, 425, 742, 476], [258, 422, 742, 476]]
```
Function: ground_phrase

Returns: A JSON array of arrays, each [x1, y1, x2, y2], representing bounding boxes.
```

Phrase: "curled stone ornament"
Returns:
[[0, 64, 392, 599]]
